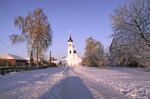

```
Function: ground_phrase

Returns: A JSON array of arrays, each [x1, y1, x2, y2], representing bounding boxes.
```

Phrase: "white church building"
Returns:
[[61, 34, 82, 66]]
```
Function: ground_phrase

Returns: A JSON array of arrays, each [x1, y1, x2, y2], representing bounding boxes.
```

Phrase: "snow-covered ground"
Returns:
[[0, 66, 150, 99]]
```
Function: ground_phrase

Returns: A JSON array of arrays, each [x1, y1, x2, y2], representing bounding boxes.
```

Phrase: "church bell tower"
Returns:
[[67, 33, 74, 66]]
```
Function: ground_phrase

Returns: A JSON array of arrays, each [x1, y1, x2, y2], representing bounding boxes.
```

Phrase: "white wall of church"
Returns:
[[61, 34, 82, 66]]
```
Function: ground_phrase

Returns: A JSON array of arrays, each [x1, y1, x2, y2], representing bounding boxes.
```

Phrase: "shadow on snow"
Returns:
[[40, 76, 94, 99]]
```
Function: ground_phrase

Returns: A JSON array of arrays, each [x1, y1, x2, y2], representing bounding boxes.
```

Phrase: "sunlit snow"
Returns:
[[0, 67, 150, 99]]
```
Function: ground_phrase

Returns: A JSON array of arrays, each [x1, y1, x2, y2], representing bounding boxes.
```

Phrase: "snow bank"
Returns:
[[74, 67, 150, 99], [0, 67, 66, 99]]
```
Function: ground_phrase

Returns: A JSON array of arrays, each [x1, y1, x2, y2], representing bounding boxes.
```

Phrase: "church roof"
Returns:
[[68, 33, 73, 42]]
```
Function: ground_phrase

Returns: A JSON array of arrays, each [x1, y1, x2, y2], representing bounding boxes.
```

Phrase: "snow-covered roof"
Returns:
[[25, 57, 41, 61], [24, 57, 30, 61], [0, 54, 27, 60]]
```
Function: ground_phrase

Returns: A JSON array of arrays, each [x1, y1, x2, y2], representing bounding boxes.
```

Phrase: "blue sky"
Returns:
[[0, 0, 129, 60]]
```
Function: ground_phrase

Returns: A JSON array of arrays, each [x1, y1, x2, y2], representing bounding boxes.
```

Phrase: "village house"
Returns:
[[0, 54, 28, 66], [51, 57, 59, 66]]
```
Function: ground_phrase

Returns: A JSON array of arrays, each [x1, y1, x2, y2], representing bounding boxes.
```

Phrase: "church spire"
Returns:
[[68, 31, 73, 42], [70, 32, 71, 38], [69, 30, 71, 37]]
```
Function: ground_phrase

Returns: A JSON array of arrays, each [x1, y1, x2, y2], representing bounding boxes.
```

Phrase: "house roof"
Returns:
[[0, 54, 27, 60]]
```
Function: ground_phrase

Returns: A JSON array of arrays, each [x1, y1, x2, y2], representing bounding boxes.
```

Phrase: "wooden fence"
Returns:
[[0, 66, 29, 75]]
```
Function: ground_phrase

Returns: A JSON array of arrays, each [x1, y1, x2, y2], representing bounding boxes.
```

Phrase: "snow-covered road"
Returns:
[[0, 66, 150, 99]]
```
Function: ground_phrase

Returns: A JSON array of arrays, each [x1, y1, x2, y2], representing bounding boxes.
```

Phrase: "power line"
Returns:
[[0, 41, 25, 55], [0, 0, 14, 21], [0, 0, 15, 17], [0, 8, 13, 21], [0, 35, 10, 41], [0, 40, 24, 51], [0, 39, 11, 46], [0, 36, 25, 51], [0, 1, 26, 55]]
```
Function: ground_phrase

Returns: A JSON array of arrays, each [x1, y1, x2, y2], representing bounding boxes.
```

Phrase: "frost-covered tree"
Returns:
[[110, 0, 150, 68], [109, 38, 139, 67], [82, 37, 106, 68], [103, 50, 109, 66], [110, 0, 150, 47]]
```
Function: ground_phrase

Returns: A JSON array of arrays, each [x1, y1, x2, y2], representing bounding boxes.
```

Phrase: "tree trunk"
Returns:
[[30, 46, 33, 66], [29, 40, 34, 66], [40, 47, 43, 66], [36, 45, 39, 69], [140, 33, 150, 48]]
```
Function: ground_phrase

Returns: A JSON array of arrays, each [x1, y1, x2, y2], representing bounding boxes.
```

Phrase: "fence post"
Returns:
[[2, 68, 4, 75]]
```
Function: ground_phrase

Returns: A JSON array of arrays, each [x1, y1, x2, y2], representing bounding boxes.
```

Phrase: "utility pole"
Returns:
[[29, 51, 33, 66], [49, 51, 51, 65]]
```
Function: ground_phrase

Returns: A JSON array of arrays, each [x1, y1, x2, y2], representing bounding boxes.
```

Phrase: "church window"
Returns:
[[70, 50, 71, 54]]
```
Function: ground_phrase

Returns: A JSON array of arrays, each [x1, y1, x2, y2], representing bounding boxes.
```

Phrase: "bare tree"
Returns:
[[10, 8, 52, 66], [39, 27, 52, 65], [33, 8, 52, 66]]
